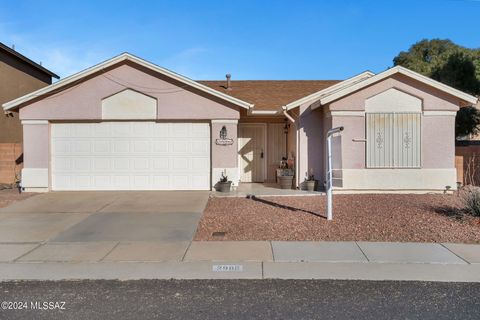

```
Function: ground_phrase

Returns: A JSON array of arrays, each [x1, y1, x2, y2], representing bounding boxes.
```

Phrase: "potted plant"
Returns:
[[216, 170, 232, 192], [277, 167, 294, 189], [304, 169, 317, 191]]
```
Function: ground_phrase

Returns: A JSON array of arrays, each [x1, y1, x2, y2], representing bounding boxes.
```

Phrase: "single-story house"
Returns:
[[2, 53, 477, 192]]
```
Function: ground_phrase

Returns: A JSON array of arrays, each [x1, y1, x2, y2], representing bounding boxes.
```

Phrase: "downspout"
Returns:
[[283, 109, 295, 123]]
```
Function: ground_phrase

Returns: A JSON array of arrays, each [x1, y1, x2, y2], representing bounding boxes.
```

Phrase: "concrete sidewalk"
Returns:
[[1, 241, 480, 282]]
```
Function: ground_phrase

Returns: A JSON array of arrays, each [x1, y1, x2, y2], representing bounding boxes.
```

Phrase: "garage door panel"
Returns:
[[113, 141, 130, 153], [192, 141, 209, 153], [192, 175, 210, 188], [153, 158, 169, 170], [93, 141, 110, 153], [191, 123, 210, 137], [116, 175, 130, 186], [153, 124, 169, 137], [172, 158, 189, 170], [51, 122, 210, 190], [133, 141, 150, 153], [53, 140, 69, 153], [192, 157, 210, 170], [152, 140, 169, 153], [132, 122, 152, 136], [73, 158, 91, 171], [54, 157, 72, 171], [133, 158, 149, 170], [171, 123, 190, 137], [171, 141, 189, 153], [171, 175, 189, 189], [93, 158, 110, 171]]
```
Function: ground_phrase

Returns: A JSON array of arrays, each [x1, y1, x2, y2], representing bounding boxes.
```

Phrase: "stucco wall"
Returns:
[[422, 115, 456, 169], [298, 102, 325, 186], [298, 74, 461, 191], [211, 121, 238, 168], [23, 122, 49, 168], [20, 62, 240, 121]]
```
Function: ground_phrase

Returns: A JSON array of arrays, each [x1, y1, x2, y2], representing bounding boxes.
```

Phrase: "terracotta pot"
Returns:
[[278, 176, 293, 189], [217, 181, 232, 192], [305, 180, 317, 191]]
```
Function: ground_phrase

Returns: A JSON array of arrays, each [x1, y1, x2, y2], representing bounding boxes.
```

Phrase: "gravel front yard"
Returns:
[[0, 188, 35, 209], [195, 194, 480, 243]]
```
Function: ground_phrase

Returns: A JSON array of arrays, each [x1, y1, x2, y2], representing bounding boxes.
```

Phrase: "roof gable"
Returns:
[[3, 53, 253, 111], [283, 71, 374, 110], [317, 66, 478, 107]]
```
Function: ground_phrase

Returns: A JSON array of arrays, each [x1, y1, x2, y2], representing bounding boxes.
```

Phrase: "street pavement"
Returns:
[[0, 279, 479, 320]]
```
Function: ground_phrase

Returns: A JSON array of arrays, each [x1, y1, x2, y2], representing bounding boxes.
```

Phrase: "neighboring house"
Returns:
[[0, 42, 59, 184], [2, 53, 477, 192], [455, 100, 480, 186]]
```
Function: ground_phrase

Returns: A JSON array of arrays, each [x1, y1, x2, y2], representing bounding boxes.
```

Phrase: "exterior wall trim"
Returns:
[[423, 111, 457, 116], [325, 111, 365, 117], [249, 110, 280, 115], [21, 120, 48, 125], [211, 119, 239, 124]]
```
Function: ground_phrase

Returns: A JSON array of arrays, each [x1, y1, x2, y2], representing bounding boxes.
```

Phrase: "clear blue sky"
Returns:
[[1, 0, 478, 80]]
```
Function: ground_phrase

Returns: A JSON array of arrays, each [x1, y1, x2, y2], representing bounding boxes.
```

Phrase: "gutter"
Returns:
[[282, 106, 296, 123]]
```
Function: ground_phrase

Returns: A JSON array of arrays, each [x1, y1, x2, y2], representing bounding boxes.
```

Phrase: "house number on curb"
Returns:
[[212, 264, 244, 272]]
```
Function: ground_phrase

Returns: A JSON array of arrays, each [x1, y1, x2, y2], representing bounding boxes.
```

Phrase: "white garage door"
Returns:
[[51, 122, 210, 191]]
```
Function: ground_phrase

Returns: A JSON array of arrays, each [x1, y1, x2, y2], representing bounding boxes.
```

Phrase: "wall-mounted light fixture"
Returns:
[[283, 118, 290, 134], [220, 125, 227, 139]]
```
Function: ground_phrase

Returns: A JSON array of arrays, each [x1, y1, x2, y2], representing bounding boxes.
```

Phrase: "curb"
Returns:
[[1, 261, 480, 282]]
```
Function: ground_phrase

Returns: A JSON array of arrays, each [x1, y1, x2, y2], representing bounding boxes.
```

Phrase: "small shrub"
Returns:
[[461, 186, 480, 217]]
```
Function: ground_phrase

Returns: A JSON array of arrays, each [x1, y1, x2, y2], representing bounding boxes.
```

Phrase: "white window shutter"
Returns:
[[367, 113, 421, 168], [393, 113, 421, 167]]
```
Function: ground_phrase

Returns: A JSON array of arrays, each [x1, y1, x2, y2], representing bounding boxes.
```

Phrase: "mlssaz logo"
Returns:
[[31, 301, 66, 310]]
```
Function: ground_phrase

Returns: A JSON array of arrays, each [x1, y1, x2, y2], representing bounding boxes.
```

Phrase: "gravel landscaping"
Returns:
[[195, 194, 480, 243], [0, 188, 35, 209]]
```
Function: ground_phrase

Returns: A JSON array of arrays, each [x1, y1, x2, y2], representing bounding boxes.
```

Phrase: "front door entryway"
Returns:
[[238, 124, 266, 182]]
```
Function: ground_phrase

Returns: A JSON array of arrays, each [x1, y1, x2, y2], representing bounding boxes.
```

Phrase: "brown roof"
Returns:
[[199, 80, 341, 110]]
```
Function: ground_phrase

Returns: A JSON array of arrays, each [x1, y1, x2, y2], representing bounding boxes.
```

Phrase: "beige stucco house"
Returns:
[[2, 53, 477, 192]]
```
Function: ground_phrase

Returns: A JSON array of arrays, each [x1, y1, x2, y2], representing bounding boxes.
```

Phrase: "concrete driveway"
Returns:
[[0, 191, 209, 262]]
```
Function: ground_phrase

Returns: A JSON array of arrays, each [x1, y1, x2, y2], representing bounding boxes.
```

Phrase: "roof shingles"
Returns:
[[199, 80, 340, 111]]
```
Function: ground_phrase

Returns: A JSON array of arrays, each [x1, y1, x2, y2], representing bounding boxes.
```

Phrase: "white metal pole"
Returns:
[[327, 134, 333, 220], [326, 126, 344, 221]]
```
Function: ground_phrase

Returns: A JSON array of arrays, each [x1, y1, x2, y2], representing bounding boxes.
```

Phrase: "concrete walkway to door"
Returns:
[[0, 191, 209, 263]]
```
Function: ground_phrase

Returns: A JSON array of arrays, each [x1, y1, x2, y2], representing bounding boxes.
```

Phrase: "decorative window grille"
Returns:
[[366, 113, 421, 168]]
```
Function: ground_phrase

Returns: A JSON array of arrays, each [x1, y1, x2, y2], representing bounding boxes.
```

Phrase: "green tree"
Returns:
[[394, 39, 480, 138], [456, 106, 480, 138]]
